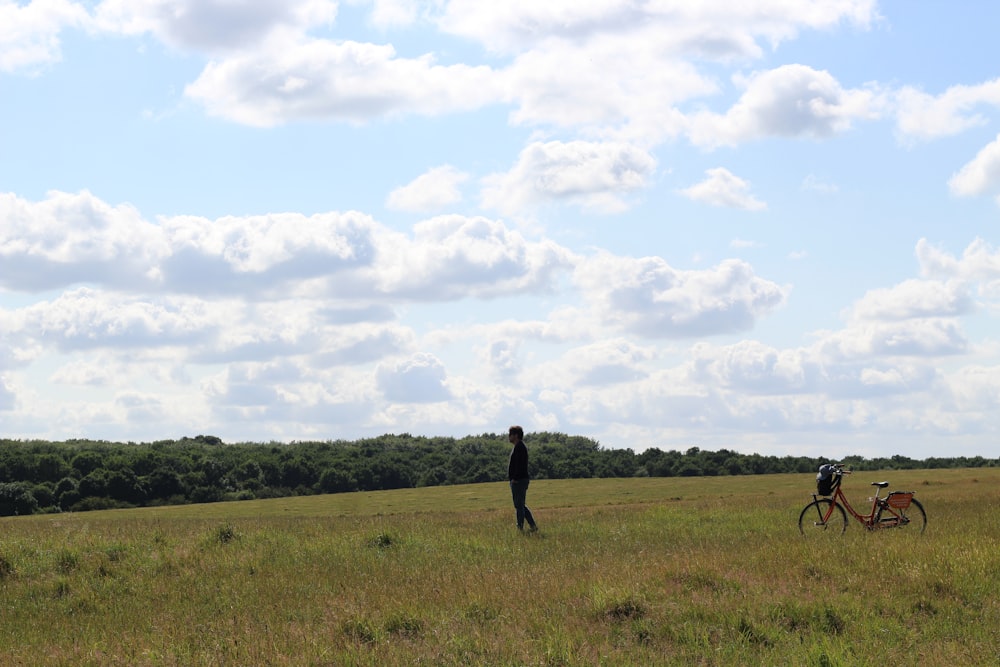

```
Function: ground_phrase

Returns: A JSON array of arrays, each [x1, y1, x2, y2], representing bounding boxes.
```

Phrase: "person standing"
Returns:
[[507, 425, 538, 532]]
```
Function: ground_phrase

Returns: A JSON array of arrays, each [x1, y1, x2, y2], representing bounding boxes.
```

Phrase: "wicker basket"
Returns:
[[885, 491, 913, 509]]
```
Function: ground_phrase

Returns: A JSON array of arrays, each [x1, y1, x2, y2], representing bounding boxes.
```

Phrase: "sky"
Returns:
[[2, 1, 1000, 460]]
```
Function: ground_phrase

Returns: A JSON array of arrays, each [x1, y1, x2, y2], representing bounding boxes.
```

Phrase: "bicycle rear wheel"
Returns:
[[896, 497, 926, 533], [798, 499, 847, 537]]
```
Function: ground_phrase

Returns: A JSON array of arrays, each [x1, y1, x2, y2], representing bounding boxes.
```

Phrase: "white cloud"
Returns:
[[367, 0, 420, 28], [481, 140, 656, 214], [944, 364, 1000, 414], [481, 338, 520, 376], [159, 210, 379, 296], [801, 174, 838, 193], [386, 165, 469, 212], [894, 79, 1000, 142], [0, 191, 577, 305], [438, 2, 876, 142], [948, 133, 1000, 203], [501, 31, 716, 142], [575, 253, 788, 338], [376, 352, 451, 402], [373, 214, 576, 299], [0, 0, 90, 74], [916, 238, 1000, 299], [93, 0, 337, 52], [438, 0, 877, 56], [0, 374, 15, 410], [0, 190, 165, 291], [815, 319, 968, 360], [689, 64, 881, 147], [184, 36, 501, 127], [690, 340, 814, 395], [49, 355, 121, 386], [12, 288, 221, 352], [848, 279, 975, 322], [680, 167, 766, 210], [560, 338, 655, 386]]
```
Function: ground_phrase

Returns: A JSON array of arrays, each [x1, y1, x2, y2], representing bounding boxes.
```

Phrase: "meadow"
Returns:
[[0, 468, 997, 666]]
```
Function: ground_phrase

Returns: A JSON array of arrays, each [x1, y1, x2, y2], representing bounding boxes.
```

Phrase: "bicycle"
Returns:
[[798, 463, 926, 537]]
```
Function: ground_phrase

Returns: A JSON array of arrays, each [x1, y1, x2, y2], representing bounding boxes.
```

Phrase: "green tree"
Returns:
[[0, 482, 39, 516]]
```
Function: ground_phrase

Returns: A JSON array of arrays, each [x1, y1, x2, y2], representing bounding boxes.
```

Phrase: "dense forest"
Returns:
[[1, 433, 996, 516]]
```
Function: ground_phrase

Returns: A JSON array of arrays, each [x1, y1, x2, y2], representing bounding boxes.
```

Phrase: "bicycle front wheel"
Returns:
[[798, 499, 847, 537]]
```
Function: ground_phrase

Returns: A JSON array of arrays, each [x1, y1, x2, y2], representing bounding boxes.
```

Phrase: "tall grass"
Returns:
[[0, 469, 996, 665]]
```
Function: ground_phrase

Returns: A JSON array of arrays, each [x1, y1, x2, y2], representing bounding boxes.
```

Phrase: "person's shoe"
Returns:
[[528, 523, 538, 532]]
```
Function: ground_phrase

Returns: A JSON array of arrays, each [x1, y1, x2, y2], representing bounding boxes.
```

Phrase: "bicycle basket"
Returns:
[[885, 491, 913, 509]]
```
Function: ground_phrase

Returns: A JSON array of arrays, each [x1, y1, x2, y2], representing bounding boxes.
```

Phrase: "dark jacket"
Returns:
[[508, 440, 529, 480]]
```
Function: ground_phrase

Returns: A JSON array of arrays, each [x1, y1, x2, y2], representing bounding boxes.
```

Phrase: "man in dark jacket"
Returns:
[[507, 425, 537, 532]]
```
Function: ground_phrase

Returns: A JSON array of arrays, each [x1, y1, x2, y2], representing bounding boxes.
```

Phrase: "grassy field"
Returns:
[[0, 468, 997, 666]]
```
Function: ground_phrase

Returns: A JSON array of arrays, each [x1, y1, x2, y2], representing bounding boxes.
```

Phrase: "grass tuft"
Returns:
[[0, 555, 13, 580], [214, 523, 239, 544], [385, 613, 423, 639], [366, 531, 395, 549], [56, 549, 79, 574], [341, 617, 378, 644]]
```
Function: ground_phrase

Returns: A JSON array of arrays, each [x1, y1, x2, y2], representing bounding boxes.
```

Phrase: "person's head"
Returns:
[[508, 425, 524, 442]]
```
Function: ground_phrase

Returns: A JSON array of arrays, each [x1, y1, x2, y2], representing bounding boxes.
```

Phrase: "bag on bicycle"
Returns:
[[816, 464, 837, 496]]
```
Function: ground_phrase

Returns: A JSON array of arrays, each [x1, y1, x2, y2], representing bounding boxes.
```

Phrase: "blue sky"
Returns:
[[3, 1, 1000, 459]]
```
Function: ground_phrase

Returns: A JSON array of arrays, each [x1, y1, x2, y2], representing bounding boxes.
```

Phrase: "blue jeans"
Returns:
[[509, 479, 536, 530]]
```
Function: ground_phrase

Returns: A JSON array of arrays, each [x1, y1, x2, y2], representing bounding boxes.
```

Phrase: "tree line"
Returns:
[[0, 433, 996, 516]]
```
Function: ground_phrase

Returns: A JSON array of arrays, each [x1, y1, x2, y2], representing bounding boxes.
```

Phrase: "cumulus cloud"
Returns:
[[0, 191, 384, 296], [184, 37, 501, 127], [894, 79, 1000, 142], [689, 337, 944, 405], [373, 214, 576, 299], [0, 374, 15, 410], [0, 191, 576, 304], [12, 288, 220, 352], [386, 165, 469, 212], [689, 65, 881, 147], [93, 0, 337, 52], [679, 167, 766, 210], [159, 210, 379, 296], [204, 362, 378, 428], [481, 140, 656, 214], [501, 31, 716, 141], [575, 254, 788, 338], [312, 325, 414, 367], [559, 338, 654, 386], [461, 1, 874, 141], [0, 0, 90, 73], [480, 338, 521, 377], [437, 0, 877, 56], [690, 340, 814, 395], [848, 279, 975, 322], [376, 352, 451, 402], [948, 133, 1000, 203], [916, 238, 1000, 298], [816, 319, 968, 360], [0, 190, 166, 292]]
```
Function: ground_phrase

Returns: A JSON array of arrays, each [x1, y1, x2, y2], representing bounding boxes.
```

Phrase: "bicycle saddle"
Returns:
[[871, 481, 889, 488]]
